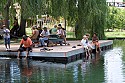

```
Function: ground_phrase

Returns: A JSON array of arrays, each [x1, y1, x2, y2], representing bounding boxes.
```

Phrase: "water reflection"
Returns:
[[18, 59, 33, 77], [81, 53, 104, 83], [0, 53, 103, 83], [1, 42, 125, 83], [104, 47, 125, 83]]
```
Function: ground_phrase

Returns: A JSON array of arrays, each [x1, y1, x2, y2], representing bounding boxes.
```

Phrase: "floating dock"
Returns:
[[0, 40, 113, 63]]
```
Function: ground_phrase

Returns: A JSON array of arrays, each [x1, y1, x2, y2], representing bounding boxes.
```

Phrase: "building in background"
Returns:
[[107, 0, 125, 7]]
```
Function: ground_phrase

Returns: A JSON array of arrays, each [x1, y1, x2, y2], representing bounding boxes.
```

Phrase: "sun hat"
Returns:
[[3, 25, 6, 27], [83, 35, 87, 38]]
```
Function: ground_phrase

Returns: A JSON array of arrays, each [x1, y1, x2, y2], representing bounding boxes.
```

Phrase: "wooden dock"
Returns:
[[0, 40, 113, 63]]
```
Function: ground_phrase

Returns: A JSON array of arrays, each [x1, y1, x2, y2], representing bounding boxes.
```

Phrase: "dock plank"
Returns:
[[0, 40, 113, 57]]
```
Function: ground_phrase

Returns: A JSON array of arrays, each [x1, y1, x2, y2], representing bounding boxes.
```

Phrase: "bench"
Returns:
[[48, 35, 64, 46], [32, 35, 64, 47]]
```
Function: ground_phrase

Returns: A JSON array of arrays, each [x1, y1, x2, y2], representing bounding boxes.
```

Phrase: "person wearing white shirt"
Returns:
[[39, 27, 50, 47], [57, 24, 66, 45], [81, 35, 92, 60], [2, 25, 10, 50]]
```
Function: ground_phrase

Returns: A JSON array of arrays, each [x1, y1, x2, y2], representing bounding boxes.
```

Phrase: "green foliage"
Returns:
[[67, 0, 78, 26], [20, 0, 46, 19], [0, 0, 107, 39], [76, 0, 107, 39], [106, 7, 125, 31]]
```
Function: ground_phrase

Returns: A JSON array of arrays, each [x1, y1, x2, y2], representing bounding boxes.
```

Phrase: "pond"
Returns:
[[0, 40, 125, 83]]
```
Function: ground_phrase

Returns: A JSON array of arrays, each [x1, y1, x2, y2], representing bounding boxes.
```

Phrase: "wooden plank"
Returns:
[[0, 40, 113, 58]]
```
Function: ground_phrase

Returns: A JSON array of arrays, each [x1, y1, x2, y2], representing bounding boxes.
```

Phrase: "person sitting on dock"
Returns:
[[30, 25, 39, 42], [50, 25, 57, 35], [39, 27, 50, 47], [57, 24, 66, 45], [81, 35, 92, 60], [29, 25, 39, 47], [92, 33, 101, 53], [95, 40, 101, 53], [17, 35, 32, 59]]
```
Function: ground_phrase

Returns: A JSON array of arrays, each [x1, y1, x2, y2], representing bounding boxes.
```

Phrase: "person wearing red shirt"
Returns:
[[17, 35, 32, 59]]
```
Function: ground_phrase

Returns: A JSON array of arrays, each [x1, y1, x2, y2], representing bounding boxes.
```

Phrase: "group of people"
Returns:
[[1, 23, 67, 59], [81, 33, 101, 60], [17, 24, 67, 59], [1, 23, 101, 60], [29, 24, 66, 47]]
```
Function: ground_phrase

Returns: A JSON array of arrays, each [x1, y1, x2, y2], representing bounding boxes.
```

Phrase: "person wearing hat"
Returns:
[[39, 27, 50, 47], [17, 35, 32, 59], [2, 25, 11, 50], [81, 35, 92, 60]]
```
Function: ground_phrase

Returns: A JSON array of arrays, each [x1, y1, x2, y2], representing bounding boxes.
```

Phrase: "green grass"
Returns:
[[105, 31, 125, 38], [26, 28, 32, 36], [26, 28, 125, 39], [26, 28, 76, 38]]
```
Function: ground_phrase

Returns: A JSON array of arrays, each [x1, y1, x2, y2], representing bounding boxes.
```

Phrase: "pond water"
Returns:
[[0, 40, 125, 83]]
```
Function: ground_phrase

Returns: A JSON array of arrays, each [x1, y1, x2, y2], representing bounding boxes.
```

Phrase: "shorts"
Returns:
[[4, 38, 10, 45], [18, 47, 32, 52]]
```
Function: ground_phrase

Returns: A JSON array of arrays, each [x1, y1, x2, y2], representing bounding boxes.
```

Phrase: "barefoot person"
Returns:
[[81, 35, 92, 60], [17, 35, 32, 59], [92, 33, 101, 53]]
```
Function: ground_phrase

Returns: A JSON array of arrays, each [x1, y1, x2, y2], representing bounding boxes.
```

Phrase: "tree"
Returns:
[[106, 7, 125, 32], [15, 0, 47, 36], [76, 0, 107, 39], [0, 0, 12, 29], [0, 0, 107, 39]]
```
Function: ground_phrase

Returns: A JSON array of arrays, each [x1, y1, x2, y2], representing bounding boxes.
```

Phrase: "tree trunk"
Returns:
[[75, 0, 106, 40], [4, 0, 11, 29], [4, 7, 9, 29], [19, 16, 26, 36]]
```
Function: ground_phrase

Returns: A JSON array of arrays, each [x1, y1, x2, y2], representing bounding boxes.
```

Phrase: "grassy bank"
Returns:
[[105, 31, 125, 39]]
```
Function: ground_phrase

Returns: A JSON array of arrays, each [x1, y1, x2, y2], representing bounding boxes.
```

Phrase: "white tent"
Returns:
[[107, 0, 123, 2]]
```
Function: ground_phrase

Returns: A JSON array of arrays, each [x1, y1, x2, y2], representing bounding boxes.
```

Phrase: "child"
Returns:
[[95, 40, 101, 53], [2, 25, 10, 50], [81, 35, 92, 60], [92, 33, 101, 53]]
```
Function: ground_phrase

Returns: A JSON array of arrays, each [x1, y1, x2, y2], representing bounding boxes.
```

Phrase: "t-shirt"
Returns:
[[57, 29, 64, 35], [81, 38, 93, 49], [81, 39, 88, 48], [41, 30, 50, 37], [20, 37, 32, 47], [51, 28, 57, 34], [3, 29, 10, 38]]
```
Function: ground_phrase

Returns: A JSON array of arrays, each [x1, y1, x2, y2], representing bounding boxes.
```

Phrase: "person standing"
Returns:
[[2, 25, 10, 50], [17, 35, 32, 59]]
